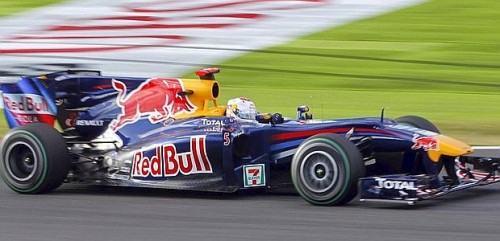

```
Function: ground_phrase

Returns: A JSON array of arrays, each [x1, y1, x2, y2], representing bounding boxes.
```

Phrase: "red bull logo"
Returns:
[[412, 134, 439, 151], [109, 77, 196, 131], [2, 93, 55, 126], [131, 135, 212, 178]]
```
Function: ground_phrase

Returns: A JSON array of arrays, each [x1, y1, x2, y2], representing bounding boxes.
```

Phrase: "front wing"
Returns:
[[359, 154, 500, 205]]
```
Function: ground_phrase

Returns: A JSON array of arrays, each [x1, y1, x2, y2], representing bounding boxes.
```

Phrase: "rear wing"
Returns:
[[0, 70, 101, 128], [0, 69, 100, 128], [0, 75, 58, 128]]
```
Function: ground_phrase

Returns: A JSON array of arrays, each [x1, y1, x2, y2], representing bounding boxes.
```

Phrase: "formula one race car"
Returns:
[[1, 68, 498, 205]]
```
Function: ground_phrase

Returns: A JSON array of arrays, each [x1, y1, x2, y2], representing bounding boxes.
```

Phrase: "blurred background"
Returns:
[[1, 0, 499, 144]]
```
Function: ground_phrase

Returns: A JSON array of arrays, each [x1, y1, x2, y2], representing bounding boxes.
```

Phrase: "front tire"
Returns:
[[395, 115, 440, 133], [0, 123, 70, 194], [291, 134, 365, 205]]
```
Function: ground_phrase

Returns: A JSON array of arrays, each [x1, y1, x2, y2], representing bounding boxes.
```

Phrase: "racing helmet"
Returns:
[[226, 97, 257, 120]]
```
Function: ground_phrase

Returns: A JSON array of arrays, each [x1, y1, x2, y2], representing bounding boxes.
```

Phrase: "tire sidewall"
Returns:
[[0, 129, 49, 193]]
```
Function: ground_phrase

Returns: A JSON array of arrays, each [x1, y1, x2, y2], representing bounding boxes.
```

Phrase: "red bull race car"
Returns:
[[0, 68, 498, 205]]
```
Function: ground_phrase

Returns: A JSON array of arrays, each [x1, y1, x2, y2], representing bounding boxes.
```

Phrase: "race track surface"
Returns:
[[1, 180, 499, 241]]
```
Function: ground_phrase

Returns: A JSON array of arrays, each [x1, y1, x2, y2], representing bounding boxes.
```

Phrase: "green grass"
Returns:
[[0, 0, 65, 17], [182, 0, 500, 145]]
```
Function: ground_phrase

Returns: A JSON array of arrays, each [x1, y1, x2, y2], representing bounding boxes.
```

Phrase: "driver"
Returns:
[[226, 97, 257, 121]]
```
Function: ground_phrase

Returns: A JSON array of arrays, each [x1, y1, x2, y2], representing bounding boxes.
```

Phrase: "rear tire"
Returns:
[[291, 134, 365, 205], [0, 123, 70, 194]]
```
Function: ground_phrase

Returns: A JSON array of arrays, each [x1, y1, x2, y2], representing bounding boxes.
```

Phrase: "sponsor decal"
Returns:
[[2, 94, 51, 114], [243, 164, 265, 187], [412, 134, 439, 151], [2, 93, 55, 125], [76, 119, 104, 127], [110, 78, 196, 131], [131, 136, 212, 178], [201, 118, 223, 132], [64, 112, 78, 128], [200, 118, 230, 132], [375, 177, 417, 190], [202, 119, 224, 126]]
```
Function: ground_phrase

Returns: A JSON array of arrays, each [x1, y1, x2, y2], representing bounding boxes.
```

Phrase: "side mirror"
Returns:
[[256, 113, 271, 123], [271, 113, 284, 126], [297, 105, 312, 120]]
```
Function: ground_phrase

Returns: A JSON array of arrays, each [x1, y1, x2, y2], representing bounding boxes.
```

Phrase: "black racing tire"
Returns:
[[0, 123, 70, 194], [395, 115, 440, 133], [291, 133, 365, 206]]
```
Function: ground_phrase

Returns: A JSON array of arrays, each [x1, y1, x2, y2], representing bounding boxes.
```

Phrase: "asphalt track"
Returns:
[[0, 178, 499, 241]]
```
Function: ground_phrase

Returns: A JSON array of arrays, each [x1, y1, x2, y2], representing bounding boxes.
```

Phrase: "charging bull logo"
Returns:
[[109, 78, 196, 131], [412, 134, 439, 151]]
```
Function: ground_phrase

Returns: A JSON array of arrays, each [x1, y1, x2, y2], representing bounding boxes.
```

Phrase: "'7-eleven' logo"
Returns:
[[243, 164, 265, 187]]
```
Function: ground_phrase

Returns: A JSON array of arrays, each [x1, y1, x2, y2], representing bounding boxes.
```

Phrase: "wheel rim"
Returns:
[[299, 150, 339, 193], [5, 141, 38, 182]]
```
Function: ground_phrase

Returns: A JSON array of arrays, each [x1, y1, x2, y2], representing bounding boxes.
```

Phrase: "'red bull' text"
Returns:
[[131, 136, 212, 178], [3, 94, 50, 114]]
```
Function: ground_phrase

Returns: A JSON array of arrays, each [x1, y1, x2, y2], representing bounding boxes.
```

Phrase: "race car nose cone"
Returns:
[[427, 135, 473, 162]]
